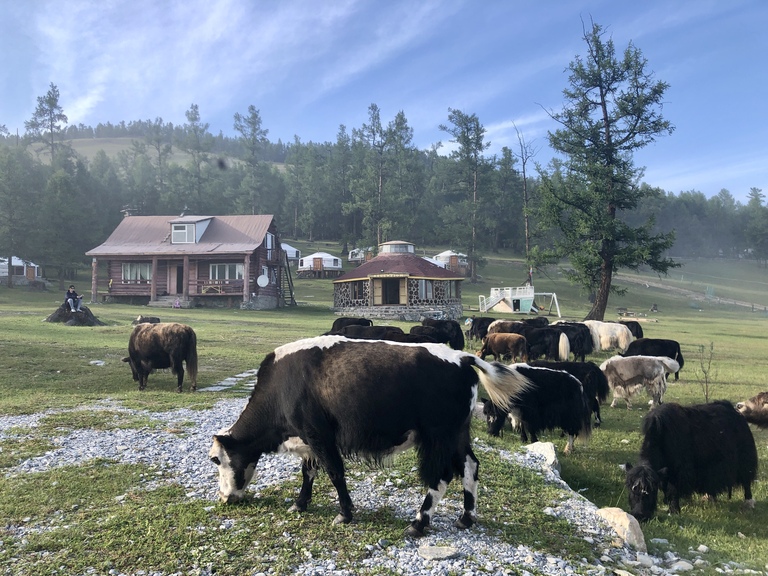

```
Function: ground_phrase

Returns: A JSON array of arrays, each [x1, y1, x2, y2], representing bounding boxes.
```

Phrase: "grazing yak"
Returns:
[[623, 338, 684, 380], [122, 322, 198, 392], [599, 355, 679, 409], [617, 319, 644, 339], [482, 364, 592, 454], [465, 316, 496, 342], [624, 401, 757, 521], [332, 324, 404, 340], [330, 316, 373, 333], [488, 321, 569, 361], [551, 321, 594, 362], [420, 318, 465, 350], [476, 333, 528, 362], [209, 335, 529, 537], [529, 360, 610, 426], [583, 320, 633, 353], [131, 315, 161, 325], [736, 391, 768, 428]]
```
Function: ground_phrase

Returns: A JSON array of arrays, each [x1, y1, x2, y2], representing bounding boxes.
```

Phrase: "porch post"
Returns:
[[90, 258, 98, 303], [183, 255, 190, 301], [150, 257, 158, 302], [243, 253, 251, 302]]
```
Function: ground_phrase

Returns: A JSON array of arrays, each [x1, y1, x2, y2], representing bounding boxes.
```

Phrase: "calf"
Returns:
[[482, 364, 592, 454], [122, 322, 198, 392], [624, 400, 757, 521], [736, 391, 768, 428], [209, 335, 529, 537], [623, 338, 684, 380], [529, 360, 609, 426], [599, 355, 679, 408], [476, 333, 528, 362]]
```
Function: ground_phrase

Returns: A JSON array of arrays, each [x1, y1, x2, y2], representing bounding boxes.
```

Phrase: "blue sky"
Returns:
[[1, 0, 765, 202]]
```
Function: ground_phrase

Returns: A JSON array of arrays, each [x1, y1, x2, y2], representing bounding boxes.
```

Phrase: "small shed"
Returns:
[[297, 252, 343, 278]]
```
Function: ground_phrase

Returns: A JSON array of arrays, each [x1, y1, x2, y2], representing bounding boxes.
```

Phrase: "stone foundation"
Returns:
[[333, 303, 463, 322]]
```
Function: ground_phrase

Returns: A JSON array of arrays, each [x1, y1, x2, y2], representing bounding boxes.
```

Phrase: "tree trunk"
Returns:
[[585, 262, 613, 320]]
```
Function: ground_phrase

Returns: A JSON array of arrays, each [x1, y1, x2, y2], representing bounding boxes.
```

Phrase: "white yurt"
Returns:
[[297, 252, 343, 278]]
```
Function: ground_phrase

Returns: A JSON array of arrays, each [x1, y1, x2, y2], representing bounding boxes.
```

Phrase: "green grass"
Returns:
[[2, 253, 768, 574]]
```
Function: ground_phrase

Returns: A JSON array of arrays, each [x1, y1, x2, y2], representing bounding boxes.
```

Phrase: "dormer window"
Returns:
[[172, 223, 194, 243]]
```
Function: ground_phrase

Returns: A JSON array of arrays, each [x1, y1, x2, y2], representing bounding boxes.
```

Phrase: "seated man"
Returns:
[[65, 285, 83, 312]]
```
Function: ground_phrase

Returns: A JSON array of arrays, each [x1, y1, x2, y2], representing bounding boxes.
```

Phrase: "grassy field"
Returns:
[[1, 251, 768, 575]]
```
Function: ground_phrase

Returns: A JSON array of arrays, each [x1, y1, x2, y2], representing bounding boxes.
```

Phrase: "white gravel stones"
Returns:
[[0, 395, 741, 575]]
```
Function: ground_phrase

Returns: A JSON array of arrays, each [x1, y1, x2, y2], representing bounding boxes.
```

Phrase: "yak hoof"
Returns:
[[745, 498, 756, 510], [288, 503, 306, 513], [454, 513, 475, 530], [332, 513, 352, 525], [405, 523, 425, 538]]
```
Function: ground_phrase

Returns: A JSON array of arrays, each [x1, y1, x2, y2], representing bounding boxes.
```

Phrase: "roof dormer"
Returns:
[[169, 216, 212, 244]]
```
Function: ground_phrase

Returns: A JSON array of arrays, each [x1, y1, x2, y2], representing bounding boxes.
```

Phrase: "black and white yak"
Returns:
[[482, 364, 592, 454], [209, 335, 529, 537], [624, 401, 758, 521]]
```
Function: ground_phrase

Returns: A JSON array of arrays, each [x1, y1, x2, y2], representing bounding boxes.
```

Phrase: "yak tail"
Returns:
[[558, 332, 570, 361], [591, 369, 610, 403], [617, 326, 632, 353], [658, 356, 680, 375], [471, 357, 531, 413], [579, 390, 593, 441], [186, 330, 199, 388]]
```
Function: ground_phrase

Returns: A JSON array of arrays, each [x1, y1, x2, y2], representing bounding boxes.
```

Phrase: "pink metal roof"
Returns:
[[85, 215, 275, 257], [334, 253, 464, 282]]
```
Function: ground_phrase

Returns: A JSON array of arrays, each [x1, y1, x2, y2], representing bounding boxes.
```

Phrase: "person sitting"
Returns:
[[65, 285, 83, 312]]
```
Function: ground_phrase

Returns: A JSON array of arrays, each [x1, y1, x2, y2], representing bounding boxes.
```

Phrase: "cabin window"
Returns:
[[172, 223, 195, 243], [418, 279, 434, 300], [351, 280, 365, 300], [122, 262, 152, 282], [210, 263, 244, 281]]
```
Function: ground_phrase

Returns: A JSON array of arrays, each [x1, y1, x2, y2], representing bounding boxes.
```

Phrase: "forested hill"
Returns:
[[2, 116, 767, 287]]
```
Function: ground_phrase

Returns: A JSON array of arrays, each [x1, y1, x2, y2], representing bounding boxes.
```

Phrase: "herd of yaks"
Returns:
[[123, 313, 766, 532]]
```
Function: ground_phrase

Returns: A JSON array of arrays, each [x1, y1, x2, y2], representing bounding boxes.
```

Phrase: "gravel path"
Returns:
[[1, 392, 756, 576]]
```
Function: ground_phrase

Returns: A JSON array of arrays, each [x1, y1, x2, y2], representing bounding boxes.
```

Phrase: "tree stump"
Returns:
[[45, 303, 106, 326]]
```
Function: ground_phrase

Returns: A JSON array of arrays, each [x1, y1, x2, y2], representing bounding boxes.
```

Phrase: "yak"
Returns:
[[209, 335, 529, 537], [624, 401, 757, 521], [122, 322, 198, 392]]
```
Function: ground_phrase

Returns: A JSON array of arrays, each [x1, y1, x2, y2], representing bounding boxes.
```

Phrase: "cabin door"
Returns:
[[381, 278, 403, 305], [169, 265, 184, 295]]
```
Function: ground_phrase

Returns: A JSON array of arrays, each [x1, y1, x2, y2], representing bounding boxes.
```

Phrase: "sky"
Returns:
[[1, 0, 765, 203]]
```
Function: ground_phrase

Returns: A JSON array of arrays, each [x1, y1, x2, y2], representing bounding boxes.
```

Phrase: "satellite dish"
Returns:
[[256, 275, 269, 288]]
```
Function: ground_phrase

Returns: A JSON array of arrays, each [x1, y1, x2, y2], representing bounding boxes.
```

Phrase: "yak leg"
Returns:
[[454, 448, 479, 530], [312, 441, 354, 525], [139, 374, 148, 391], [564, 434, 575, 455], [289, 458, 319, 513]]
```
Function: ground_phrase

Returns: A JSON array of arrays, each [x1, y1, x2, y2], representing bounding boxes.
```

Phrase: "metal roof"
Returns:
[[334, 253, 464, 282], [86, 215, 275, 257]]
